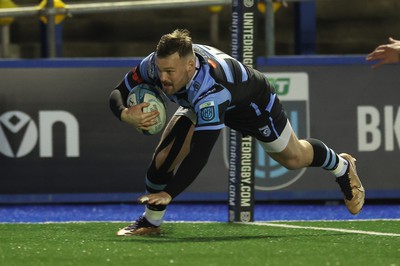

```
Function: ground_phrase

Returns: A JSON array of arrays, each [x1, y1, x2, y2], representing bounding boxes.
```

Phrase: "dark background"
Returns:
[[6, 0, 400, 58]]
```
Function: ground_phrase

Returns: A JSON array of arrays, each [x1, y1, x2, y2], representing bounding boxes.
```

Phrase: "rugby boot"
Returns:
[[336, 153, 365, 215], [116, 216, 161, 236]]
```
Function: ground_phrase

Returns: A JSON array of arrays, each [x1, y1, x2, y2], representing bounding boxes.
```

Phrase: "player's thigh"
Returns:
[[263, 129, 313, 169]]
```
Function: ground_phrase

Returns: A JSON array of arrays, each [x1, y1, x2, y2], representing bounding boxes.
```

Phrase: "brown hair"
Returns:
[[156, 29, 193, 58]]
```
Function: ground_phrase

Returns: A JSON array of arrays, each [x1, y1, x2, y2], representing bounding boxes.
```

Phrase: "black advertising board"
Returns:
[[1, 58, 399, 202]]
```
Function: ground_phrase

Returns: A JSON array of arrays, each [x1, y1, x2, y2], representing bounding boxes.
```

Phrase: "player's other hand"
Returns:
[[366, 37, 400, 69], [120, 102, 159, 130], [137, 192, 172, 205]]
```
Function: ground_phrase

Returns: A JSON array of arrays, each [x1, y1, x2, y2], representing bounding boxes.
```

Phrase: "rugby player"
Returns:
[[109, 29, 365, 236]]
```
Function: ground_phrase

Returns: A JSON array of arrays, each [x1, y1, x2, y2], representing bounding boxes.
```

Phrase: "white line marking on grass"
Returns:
[[251, 222, 400, 237]]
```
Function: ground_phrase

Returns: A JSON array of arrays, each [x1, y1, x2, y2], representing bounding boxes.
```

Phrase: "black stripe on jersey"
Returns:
[[225, 59, 245, 84], [208, 58, 228, 83], [207, 57, 246, 85]]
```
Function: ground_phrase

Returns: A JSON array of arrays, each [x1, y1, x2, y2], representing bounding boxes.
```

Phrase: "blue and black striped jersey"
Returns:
[[110, 44, 278, 199], [122, 44, 271, 132]]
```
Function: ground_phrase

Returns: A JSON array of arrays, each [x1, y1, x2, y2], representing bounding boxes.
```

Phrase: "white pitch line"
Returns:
[[251, 222, 400, 237]]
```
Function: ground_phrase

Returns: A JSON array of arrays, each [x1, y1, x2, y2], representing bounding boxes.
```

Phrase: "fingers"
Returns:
[[367, 39, 400, 69], [366, 49, 385, 61], [137, 196, 149, 204], [138, 195, 163, 204], [138, 111, 160, 129], [135, 102, 160, 119], [142, 109, 160, 119], [371, 61, 386, 69], [148, 197, 170, 205], [136, 102, 150, 109], [388, 37, 400, 43], [122, 102, 161, 128], [137, 192, 172, 205], [367, 54, 388, 69], [128, 103, 160, 129]]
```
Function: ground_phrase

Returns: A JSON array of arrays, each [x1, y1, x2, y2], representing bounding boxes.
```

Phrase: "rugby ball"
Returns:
[[126, 83, 167, 135]]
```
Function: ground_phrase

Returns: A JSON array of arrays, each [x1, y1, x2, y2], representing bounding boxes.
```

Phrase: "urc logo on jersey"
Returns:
[[0, 111, 79, 158]]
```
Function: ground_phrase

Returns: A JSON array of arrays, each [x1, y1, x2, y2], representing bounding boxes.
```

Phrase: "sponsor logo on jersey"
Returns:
[[197, 87, 217, 101]]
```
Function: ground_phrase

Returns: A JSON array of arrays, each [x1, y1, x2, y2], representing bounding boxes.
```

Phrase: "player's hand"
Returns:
[[137, 192, 172, 205], [120, 102, 159, 130], [366, 37, 400, 69]]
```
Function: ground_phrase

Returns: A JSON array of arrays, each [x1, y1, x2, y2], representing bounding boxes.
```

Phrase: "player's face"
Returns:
[[156, 52, 195, 95]]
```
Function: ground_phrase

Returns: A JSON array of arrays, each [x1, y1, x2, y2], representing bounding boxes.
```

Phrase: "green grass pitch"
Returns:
[[0, 220, 399, 266]]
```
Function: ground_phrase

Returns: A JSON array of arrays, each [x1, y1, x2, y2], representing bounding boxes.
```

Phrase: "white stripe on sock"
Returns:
[[144, 208, 166, 226], [330, 156, 348, 177]]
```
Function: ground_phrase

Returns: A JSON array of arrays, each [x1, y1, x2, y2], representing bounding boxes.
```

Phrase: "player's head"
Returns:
[[155, 29, 196, 95]]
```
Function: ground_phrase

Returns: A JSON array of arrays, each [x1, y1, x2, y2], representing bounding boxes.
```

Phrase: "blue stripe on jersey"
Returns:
[[195, 44, 249, 83], [269, 117, 280, 137], [139, 53, 156, 82], [266, 93, 276, 112], [221, 63, 234, 83], [124, 73, 133, 92], [250, 102, 261, 116], [240, 64, 248, 82]]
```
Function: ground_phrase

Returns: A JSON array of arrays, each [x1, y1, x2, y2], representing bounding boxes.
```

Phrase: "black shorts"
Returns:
[[224, 86, 291, 152], [174, 74, 292, 152]]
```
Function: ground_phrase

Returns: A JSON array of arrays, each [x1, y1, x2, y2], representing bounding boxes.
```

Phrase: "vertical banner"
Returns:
[[229, 0, 258, 222]]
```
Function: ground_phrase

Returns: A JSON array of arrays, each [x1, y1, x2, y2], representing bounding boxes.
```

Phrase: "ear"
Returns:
[[187, 57, 195, 71]]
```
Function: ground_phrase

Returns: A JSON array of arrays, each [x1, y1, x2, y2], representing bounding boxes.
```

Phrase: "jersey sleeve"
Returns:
[[109, 53, 157, 120], [122, 53, 157, 93], [194, 85, 231, 131]]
